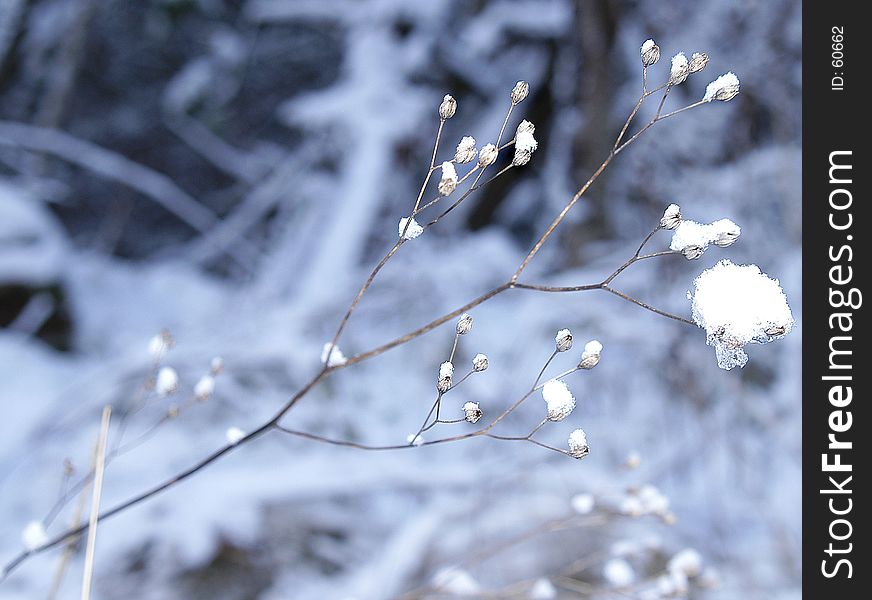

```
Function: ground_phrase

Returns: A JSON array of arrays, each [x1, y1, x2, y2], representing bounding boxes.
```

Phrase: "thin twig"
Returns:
[[81, 407, 111, 600]]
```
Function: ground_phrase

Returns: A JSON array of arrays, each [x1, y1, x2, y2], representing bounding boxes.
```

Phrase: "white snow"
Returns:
[[555, 328, 572, 351], [194, 375, 215, 399], [690, 260, 794, 369], [21, 521, 48, 551], [541, 379, 575, 421], [529, 577, 557, 599], [155, 366, 179, 396], [432, 567, 479, 595], [398, 217, 424, 240], [225, 427, 246, 445], [438, 161, 458, 195], [472, 353, 488, 372], [321, 343, 348, 367], [515, 130, 537, 153], [438, 361, 454, 381], [668, 548, 703, 577], [570, 493, 595, 515], [641, 39, 656, 54], [603, 557, 635, 587], [669, 218, 741, 258]]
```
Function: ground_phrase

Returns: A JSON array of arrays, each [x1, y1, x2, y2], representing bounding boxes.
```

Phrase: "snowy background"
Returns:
[[0, 0, 801, 598]]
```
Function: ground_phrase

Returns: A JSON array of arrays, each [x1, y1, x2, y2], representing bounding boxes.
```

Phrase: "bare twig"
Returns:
[[80, 407, 111, 600]]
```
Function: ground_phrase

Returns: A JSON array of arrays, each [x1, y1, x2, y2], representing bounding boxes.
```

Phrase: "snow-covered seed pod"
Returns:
[[568, 429, 589, 459], [439, 94, 457, 119], [542, 379, 575, 421], [454, 136, 477, 164], [437, 361, 454, 393], [511, 80, 529, 105], [478, 143, 498, 167], [463, 401, 482, 424], [210, 356, 224, 375], [155, 366, 179, 396], [147, 329, 174, 359], [555, 329, 573, 352], [456, 313, 473, 335], [472, 353, 489, 372], [688, 52, 709, 73], [669, 53, 690, 85], [438, 161, 458, 196], [712, 219, 741, 247], [660, 204, 682, 230], [22, 521, 48, 551], [703, 72, 740, 102], [578, 340, 602, 369], [640, 39, 660, 67], [513, 126, 538, 166]]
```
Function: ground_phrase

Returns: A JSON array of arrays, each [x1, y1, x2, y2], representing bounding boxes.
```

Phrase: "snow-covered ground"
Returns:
[[0, 0, 800, 598]]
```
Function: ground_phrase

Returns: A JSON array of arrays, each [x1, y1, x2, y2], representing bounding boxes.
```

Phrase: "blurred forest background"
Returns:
[[0, 0, 800, 598]]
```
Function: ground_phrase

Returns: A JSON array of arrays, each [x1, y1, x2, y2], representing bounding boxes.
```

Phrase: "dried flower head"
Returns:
[[682, 245, 705, 260], [703, 72, 740, 102], [454, 136, 477, 164], [568, 428, 589, 459], [571, 493, 595, 514], [688, 52, 709, 73], [472, 353, 489, 372], [463, 401, 482, 424], [668, 548, 703, 578], [439, 94, 456, 119], [511, 80, 530, 105], [669, 52, 690, 85], [542, 379, 575, 421], [579, 340, 602, 369], [437, 361, 454, 392], [398, 217, 424, 240], [516, 119, 535, 135], [555, 328, 573, 352], [155, 366, 179, 396], [478, 143, 498, 167], [603, 557, 635, 587], [640, 39, 660, 67], [438, 161, 458, 196], [456, 313, 473, 335], [660, 203, 682, 230], [711, 218, 741, 247]]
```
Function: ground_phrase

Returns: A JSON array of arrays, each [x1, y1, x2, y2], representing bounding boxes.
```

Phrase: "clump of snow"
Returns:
[[398, 217, 424, 240], [513, 120, 538, 166], [21, 521, 48, 550], [604, 557, 635, 587], [669, 218, 741, 259], [438, 361, 454, 381], [542, 380, 575, 421], [704, 72, 741, 102], [155, 366, 179, 396], [225, 427, 245, 445], [432, 567, 479, 595], [147, 331, 173, 360], [668, 548, 703, 577], [570, 493, 595, 515], [407, 433, 424, 447], [530, 577, 557, 599], [690, 260, 794, 369], [194, 375, 215, 400], [321, 343, 347, 367]]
